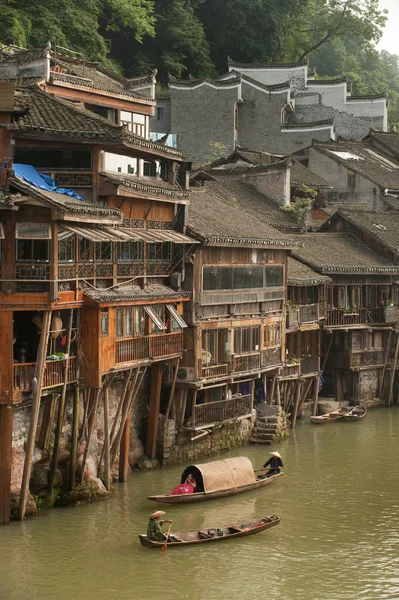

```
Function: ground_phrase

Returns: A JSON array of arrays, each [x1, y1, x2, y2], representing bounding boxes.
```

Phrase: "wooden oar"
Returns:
[[161, 522, 173, 553]]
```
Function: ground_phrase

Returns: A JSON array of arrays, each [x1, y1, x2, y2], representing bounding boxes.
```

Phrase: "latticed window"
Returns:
[[263, 323, 281, 348], [234, 326, 260, 354], [100, 309, 109, 336]]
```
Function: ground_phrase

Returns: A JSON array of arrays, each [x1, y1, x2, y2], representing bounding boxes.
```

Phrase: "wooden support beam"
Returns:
[[379, 330, 392, 398], [388, 332, 399, 406], [80, 387, 101, 483], [79, 387, 90, 441], [49, 309, 74, 494], [118, 409, 130, 483], [164, 358, 180, 422], [18, 310, 51, 520], [38, 394, 56, 450], [291, 381, 302, 429], [270, 375, 276, 406], [312, 376, 319, 416], [69, 383, 80, 489], [0, 405, 12, 525], [276, 380, 281, 408], [146, 365, 162, 459], [103, 388, 111, 490], [179, 388, 188, 427], [111, 367, 146, 469], [69, 310, 80, 489]]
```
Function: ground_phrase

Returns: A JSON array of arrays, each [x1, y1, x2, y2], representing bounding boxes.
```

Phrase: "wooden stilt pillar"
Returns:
[[270, 375, 276, 406], [103, 388, 111, 489], [276, 381, 281, 408], [80, 387, 101, 483], [379, 330, 392, 398], [0, 405, 12, 525], [291, 381, 302, 429], [49, 309, 74, 495], [111, 367, 146, 469], [118, 409, 130, 483], [146, 365, 162, 459], [312, 376, 319, 416], [69, 310, 80, 489], [18, 310, 51, 520], [38, 393, 56, 450], [69, 383, 80, 488], [164, 358, 180, 422], [388, 332, 399, 406]]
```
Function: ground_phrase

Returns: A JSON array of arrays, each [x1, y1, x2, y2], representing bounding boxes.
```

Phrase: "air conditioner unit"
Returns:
[[176, 366, 195, 382]]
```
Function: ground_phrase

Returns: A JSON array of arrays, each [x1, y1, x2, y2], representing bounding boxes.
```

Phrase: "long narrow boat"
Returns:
[[139, 514, 280, 547], [310, 406, 350, 424], [147, 457, 283, 504], [344, 405, 367, 422]]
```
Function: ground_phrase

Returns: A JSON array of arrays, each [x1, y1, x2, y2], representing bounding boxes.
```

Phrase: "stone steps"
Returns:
[[253, 426, 278, 434], [248, 436, 272, 444]]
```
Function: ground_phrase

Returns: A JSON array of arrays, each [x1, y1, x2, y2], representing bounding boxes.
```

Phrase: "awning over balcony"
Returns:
[[61, 225, 199, 244], [166, 304, 188, 328]]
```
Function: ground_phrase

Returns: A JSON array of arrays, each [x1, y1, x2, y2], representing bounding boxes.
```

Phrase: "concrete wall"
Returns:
[[307, 147, 382, 209], [242, 167, 290, 205], [157, 411, 255, 466], [358, 369, 380, 400], [231, 65, 307, 90], [150, 97, 172, 135], [170, 85, 239, 165]]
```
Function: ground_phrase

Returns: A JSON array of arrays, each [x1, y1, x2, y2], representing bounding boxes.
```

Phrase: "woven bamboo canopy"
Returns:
[[181, 457, 256, 493]]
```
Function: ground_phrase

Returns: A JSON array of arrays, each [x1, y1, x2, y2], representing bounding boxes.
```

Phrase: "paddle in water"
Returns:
[[161, 522, 173, 552]]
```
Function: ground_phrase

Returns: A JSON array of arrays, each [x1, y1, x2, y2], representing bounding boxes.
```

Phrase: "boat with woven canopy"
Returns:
[[147, 456, 282, 504]]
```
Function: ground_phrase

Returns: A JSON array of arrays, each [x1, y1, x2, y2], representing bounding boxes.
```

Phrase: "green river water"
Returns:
[[1, 407, 399, 600]]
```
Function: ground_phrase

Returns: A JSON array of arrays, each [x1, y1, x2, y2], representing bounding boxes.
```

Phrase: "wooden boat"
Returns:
[[344, 405, 367, 422], [138, 514, 280, 547], [147, 456, 283, 504], [310, 406, 351, 424]]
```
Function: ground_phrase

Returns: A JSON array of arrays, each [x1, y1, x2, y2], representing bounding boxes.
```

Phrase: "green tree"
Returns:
[[198, 0, 307, 71], [286, 0, 387, 62], [0, 0, 155, 65]]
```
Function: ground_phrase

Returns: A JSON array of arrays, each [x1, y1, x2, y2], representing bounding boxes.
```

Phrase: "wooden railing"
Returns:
[[115, 331, 183, 364], [192, 394, 253, 427], [231, 353, 261, 373], [201, 363, 229, 378], [262, 347, 282, 368], [326, 307, 392, 327], [287, 303, 323, 330], [300, 356, 320, 375], [299, 303, 319, 324], [330, 351, 385, 369], [13, 357, 77, 392], [281, 363, 300, 378]]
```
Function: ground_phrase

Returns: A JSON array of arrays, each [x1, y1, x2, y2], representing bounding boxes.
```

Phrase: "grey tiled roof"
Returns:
[[333, 210, 399, 253], [287, 257, 331, 286], [84, 284, 187, 303], [10, 88, 183, 160], [8, 177, 123, 221], [292, 233, 399, 274], [312, 140, 399, 190], [100, 171, 190, 200], [187, 179, 298, 247]]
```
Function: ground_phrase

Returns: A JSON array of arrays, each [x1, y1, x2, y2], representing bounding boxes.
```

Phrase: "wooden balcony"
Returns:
[[192, 394, 253, 427], [331, 351, 385, 369], [287, 303, 325, 330], [300, 356, 320, 375], [281, 363, 300, 378], [326, 307, 392, 328], [201, 364, 229, 378], [115, 331, 183, 365], [231, 353, 261, 373], [262, 347, 282, 368], [13, 357, 77, 392]]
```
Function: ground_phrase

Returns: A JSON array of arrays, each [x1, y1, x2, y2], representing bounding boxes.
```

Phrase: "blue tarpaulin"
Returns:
[[12, 164, 84, 201]]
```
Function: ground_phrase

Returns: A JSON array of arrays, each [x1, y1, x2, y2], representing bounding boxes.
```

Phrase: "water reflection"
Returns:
[[0, 408, 399, 600]]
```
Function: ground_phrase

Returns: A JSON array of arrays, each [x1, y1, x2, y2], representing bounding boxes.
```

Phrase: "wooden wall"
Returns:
[[107, 197, 175, 222]]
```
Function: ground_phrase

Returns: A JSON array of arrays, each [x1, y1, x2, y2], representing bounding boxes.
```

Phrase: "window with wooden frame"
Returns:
[[347, 169, 356, 189], [233, 326, 260, 355], [78, 238, 93, 262], [117, 241, 143, 261], [16, 222, 51, 263], [147, 242, 172, 261], [120, 111, 147, 137], [263, 323, 281, 348], [116, 307, 134, 338], [100, 309, 109, 336], [144, 305, 167, 334], [58, 231, 75, 263], [95, 242, 112, 261], [202, 329, 229, 366]]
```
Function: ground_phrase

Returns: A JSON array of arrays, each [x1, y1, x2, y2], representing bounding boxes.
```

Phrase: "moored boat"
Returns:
[[310, 406, 350, 424], [138, 514, 280, 547], [344, 405, 367, 421], [147, 456, 283, 504]]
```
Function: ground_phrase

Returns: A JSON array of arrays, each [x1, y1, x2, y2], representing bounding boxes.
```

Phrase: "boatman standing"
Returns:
[[262, 451, 284, 476], [147, 510, 173, 542]]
